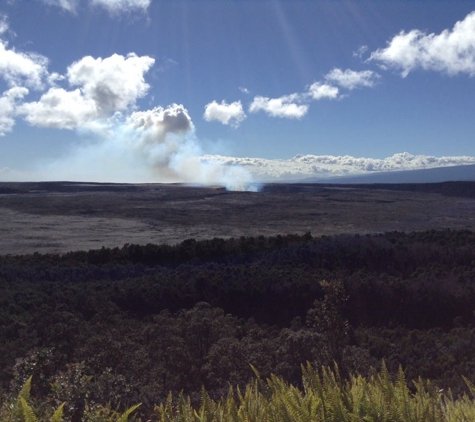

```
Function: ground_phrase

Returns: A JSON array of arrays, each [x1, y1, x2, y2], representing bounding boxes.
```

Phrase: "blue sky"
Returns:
[[1, 0, 475, 187]]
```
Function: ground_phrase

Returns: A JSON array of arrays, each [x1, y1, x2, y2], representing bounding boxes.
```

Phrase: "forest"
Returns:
[[2, 229, 475, 420]]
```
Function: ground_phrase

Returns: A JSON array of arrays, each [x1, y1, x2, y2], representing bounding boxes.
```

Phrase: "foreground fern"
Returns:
[[0, 376, 65, 422], [5, 366, 475, 421], [0, 376, 140, 422], [154, 363, 475, 422]]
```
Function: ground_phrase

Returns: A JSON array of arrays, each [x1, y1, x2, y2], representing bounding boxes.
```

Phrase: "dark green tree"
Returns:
[[306, 280, 349, 370]]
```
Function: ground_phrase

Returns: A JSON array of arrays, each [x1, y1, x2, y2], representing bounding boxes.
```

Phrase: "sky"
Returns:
[[1, 0, 475, 188]]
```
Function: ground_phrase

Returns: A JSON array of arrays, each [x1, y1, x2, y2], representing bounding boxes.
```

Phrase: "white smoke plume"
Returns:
[[124, 104, 255, 190], [38, 104, 256, 191]]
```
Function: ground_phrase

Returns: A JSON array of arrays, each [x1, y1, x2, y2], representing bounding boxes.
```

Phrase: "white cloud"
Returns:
[[18, 52, 155, 130], [0, 15, 9, 35], [18, 87, 98, 129], [325, 68, 380, 90], [42, 0, 79, 13], [202, 152, 475, 181], [0, 86, 28, 135], [47, 72, 65, 86], [41, 0, 149, 14], [249, 69, 375, 119], [353, 45, 368, 59], [239, 86, 250, 94], [90, 0, 150, 14], [308, 82, 339, 100], [249, 94, 308, 119], [157, 57, 178, 73], [370, 11, 475, 77], [0, 30, 48, 89], [203, 100, 246, 127], [67, 53, 154, 113]]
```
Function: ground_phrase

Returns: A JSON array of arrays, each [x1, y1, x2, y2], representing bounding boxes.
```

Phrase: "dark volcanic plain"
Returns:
[[1, 181, 475, 256]]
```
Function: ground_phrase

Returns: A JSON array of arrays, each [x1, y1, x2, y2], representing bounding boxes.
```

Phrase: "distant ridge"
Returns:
[[304, 164, 475, 184]]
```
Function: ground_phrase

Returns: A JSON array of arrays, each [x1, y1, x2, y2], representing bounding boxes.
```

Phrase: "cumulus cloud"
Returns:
[[325, 68, 380, 90], [0, 18, 51, 132], [249, 67, 377, 119], [67, 53, 154, 113], [0, 28, 48, 89], [18, 53, 155, 130], [308, 82, 339, 100], [203, 100, 246, 127], [250, 65, 379, 119], [202, 152, 475, 181], [18, 88, 98, 129], [370, 11, 475, 77], [249, 94, 308, 119], [0, 86, 28, 135]]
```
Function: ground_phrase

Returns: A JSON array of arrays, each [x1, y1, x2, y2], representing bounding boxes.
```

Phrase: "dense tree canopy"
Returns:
[[2, 229, 475, 419]]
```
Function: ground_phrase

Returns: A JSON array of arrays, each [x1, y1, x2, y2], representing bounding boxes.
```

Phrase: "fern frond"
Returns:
[[249, 364, 260, 380], [116, 403, 141, 422], [18, 376, 33, 402], [50, 403, 65, 422], [394, 365, 412, 421], [20, 397, 38, 422], [463, 376, 475, 398]]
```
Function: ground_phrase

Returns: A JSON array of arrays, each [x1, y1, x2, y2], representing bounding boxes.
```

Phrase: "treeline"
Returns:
[[2, 229, 475, 419]]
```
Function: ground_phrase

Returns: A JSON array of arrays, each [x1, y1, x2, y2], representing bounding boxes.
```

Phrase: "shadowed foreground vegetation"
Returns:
[[3, 229, 475, 419], [5, 364, 475, 421]]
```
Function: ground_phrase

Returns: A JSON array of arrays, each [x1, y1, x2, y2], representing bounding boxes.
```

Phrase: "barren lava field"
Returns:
[[1, 181, 475, 255]]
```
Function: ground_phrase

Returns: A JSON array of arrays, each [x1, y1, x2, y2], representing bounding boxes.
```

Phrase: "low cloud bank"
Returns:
[[202, 152, 475, 181]]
